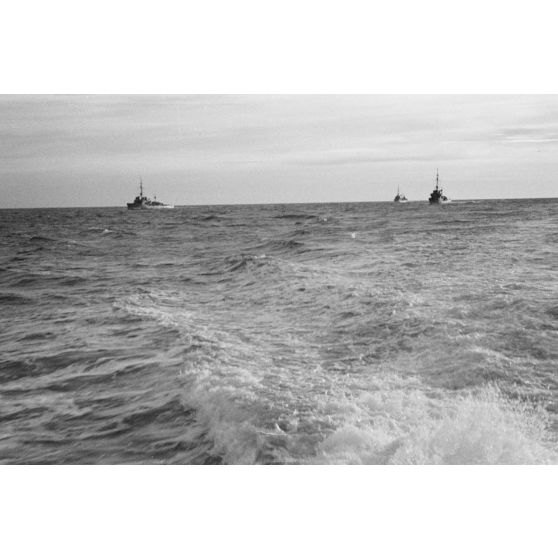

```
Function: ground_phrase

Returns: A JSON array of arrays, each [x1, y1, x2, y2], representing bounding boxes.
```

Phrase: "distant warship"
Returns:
[[393, 186, 408, 203], [428, 170, 450, 204], [127, 178, 174, 210]]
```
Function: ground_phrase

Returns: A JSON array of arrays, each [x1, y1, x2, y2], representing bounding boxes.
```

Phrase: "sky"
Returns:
[[1, 94, 558, 208]]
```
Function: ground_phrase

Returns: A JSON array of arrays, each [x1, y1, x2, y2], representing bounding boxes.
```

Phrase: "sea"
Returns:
[[1, 199, 557, 464]]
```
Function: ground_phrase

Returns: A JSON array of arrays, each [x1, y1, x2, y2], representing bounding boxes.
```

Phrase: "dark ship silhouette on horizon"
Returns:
[[393, 186, 408, 203], [429, 170, 450, 204], [127, 178, 174, 210]]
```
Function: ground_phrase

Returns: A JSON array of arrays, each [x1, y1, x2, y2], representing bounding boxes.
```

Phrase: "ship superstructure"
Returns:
[[428, 170, 450, 204], [127, 178, 174, 210]]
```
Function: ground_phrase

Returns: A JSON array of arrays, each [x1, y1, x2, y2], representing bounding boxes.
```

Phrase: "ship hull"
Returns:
[[126, 179, 174, 209], [127, 204, 175, 210]]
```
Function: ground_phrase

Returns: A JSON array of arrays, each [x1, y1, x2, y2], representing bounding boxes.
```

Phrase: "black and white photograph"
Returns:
[[2, 93, 557, 465], [1, 1, 557, 557]]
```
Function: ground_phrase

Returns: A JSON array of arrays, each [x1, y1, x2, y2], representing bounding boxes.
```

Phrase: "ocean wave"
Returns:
[[196, 254, 274, 279], [274, 212, 317, 220], [176, 353, 558, 464], [7, 271, 87, 288], [223, 254, 272, 274], [28, 234, 57, 243], [312, 383, 557, 465], [113, 292, 224, 354], [251, 238, 308, 254], [0, 292, 35, 305]]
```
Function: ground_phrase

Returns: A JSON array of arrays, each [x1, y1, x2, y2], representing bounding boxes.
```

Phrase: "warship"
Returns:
[[428, 170, 450, 204], [127, 179, 174, 210], [393, 186, 408, 203]]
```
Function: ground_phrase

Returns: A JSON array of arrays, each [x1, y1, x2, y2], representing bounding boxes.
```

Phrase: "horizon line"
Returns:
[[1, 196, 557, 210]]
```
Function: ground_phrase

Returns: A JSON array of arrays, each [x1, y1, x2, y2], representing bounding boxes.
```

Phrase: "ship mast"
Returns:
[[140, 177, 143, 198], [436, 169, 439, 191]]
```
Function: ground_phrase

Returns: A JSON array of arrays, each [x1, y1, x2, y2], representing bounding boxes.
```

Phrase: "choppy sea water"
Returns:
[[1, 199, 557, 464]]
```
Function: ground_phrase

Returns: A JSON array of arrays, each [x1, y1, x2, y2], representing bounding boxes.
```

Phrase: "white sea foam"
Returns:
[[114, 291, 558, 465], [175, 342, 558, 464], [312, 381, 557, 465]]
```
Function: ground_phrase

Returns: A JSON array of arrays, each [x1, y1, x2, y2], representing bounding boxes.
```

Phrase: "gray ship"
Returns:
[[428, 170, 450, 204], [127, 178, 174, 210]]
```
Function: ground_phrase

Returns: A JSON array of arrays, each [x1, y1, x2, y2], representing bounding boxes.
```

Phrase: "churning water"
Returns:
[[1, 199, 557, 464]]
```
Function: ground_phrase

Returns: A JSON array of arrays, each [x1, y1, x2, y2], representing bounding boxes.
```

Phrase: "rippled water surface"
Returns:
[[1, 199, 557, 464]]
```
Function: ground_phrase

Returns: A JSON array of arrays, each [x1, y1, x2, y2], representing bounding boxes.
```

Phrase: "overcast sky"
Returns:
[[1, 95, 557, 207]]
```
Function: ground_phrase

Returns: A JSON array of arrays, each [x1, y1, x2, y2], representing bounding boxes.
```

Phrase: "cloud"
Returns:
[[289, 150, 462, 166], [497, 126, 558, 144]]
